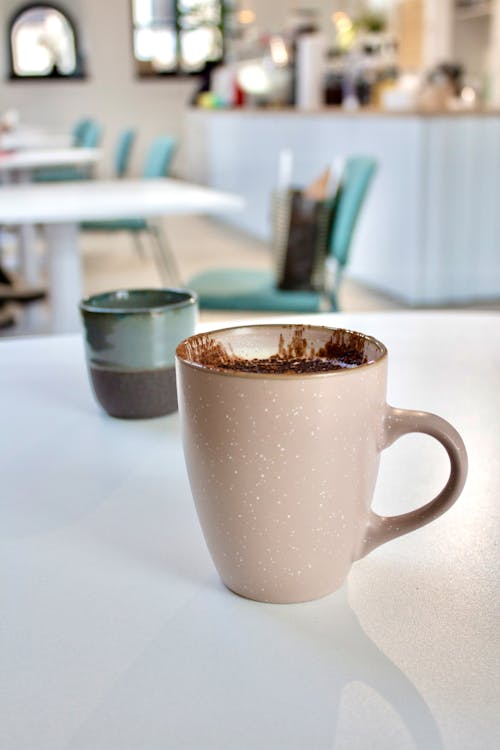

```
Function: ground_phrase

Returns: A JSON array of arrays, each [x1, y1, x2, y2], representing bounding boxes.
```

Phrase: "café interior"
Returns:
[[1, 2, 499, 749], [1, 0, 499, 331]]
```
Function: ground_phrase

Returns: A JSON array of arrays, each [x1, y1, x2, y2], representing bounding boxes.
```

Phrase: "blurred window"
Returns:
[[8, 4, 84, 79], [132, 0, 224, 75]]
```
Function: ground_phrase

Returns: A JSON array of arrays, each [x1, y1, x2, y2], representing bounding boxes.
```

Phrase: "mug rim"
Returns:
[[80, 287, 198, 315], [176, 323, 388, 379]]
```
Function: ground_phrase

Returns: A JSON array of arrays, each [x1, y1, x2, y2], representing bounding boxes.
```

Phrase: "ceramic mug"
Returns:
[[80, 288, 197, 419], [176, 324, 468, 604]]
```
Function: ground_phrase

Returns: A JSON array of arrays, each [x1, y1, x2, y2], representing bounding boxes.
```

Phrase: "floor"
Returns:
[[0, 215, 497, 337]]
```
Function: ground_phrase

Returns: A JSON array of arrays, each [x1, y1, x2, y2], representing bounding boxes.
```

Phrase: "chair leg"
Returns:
[[0, 226, 12, 291], [147, 222, 182, 287], [323, 258, 341, 312], [147, 228, 173, 286], [131, 231, 147, 261], [331, 266, 342, 311], [319, 293, 334, 312]]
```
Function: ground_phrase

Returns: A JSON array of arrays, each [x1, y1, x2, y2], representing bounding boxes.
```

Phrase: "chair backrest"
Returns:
[[80, 121, 102, 148], [113, 128, 136, 177], [329, 156, 377, 268], [72, 118, 92, 146], [142, 136, 177, 178]]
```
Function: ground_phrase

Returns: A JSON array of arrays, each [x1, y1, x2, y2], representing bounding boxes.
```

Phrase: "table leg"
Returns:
[[15, 169, 42, 285], [44, 223, 82, 334], [18, 224, 40, 283]]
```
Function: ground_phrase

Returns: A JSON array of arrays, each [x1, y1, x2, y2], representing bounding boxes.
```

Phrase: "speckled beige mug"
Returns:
[[176, 325, 468, 604]]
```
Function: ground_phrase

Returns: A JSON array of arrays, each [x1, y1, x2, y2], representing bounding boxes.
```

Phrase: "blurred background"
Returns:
[[1, 0, 499, 334]]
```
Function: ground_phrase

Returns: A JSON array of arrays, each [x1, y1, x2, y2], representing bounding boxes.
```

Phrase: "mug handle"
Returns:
[[358, 405, 468, 559]]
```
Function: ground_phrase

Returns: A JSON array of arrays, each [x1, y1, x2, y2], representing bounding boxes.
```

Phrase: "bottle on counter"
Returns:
[[295, 32, 327, 111], [341, 51, 361, 110]]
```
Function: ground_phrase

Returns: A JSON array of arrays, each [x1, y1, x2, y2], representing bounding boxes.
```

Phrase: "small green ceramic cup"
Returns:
[[80, 288, 198, 419]]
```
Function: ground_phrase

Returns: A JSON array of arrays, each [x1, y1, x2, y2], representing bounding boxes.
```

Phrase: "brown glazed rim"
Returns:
[[176, 324, 388, 379]]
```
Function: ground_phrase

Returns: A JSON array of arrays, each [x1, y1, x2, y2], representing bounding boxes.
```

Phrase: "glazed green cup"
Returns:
[[80, 288, 198, 419]]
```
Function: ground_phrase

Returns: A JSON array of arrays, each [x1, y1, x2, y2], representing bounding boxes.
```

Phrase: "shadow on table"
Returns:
[[263, 584, 445, 749], [66, 584, 443, 750]]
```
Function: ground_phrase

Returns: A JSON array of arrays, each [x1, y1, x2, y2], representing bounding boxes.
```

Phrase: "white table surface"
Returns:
[[0, 127, 72, 151], [0, 178, 244, 333], [0, 149, 101, 304], [0, 147, 101, 173], [0, 177, 245, 223], [1, 311, 498, 750]]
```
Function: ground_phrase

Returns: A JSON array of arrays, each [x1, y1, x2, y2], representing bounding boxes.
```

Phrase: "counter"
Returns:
[[182, 108, 500, 305]]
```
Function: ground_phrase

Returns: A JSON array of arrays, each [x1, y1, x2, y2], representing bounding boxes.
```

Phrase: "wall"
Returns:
[[245, 0, 389, 41], [422, 0, 453, 70], [0, 0, 197, 175], [453, 15, 490, 84], [0, 0, 395, 177], [394, 0, 424, 69], [487, 0, 500, 105], [3, 0, 500, 180]]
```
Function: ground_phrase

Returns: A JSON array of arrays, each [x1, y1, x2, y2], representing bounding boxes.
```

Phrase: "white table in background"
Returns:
[[0, 147, 101, 181], [0, 178, 244, 332], [0, 311, 498, 750], [0, 148, 102, 285], [0, 127, 72, 151]]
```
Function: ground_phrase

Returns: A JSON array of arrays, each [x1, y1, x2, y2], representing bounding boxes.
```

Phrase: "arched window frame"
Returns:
[[131, 0, 227, 78], [8, 2, 86, 81]]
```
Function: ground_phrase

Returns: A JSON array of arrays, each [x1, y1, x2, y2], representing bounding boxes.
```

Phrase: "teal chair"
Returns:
[[188, 156, 377, 312], [141, 135, 176, 178], [114, 128, 136, 178], [79, 121, 102, 149], [81, 135, 180, 284], [72, 118, 93, 146], [35, 120, 103, 182]]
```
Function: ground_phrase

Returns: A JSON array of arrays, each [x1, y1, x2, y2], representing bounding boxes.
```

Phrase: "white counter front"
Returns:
[[183, 108, 500, 305]]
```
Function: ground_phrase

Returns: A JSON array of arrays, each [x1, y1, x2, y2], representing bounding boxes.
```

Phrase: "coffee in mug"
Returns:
[[176, 324, 467, 604]]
